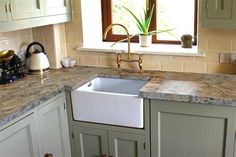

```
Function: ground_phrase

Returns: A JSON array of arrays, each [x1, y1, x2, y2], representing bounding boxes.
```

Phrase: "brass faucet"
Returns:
[[103, 23, 143, 70]]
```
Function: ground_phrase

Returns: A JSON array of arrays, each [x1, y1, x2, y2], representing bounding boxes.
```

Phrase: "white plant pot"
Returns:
[[139, 35, 152, 47]]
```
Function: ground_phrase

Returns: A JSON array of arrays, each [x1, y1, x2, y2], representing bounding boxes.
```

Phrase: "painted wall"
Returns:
[[65, 0, 236, 74]]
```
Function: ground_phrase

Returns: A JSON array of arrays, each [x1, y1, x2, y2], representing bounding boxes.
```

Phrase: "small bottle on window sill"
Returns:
[[181, 34, 193, 48]]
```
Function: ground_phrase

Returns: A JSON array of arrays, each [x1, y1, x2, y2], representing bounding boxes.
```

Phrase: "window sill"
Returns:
[[77, 42, 205, 57]]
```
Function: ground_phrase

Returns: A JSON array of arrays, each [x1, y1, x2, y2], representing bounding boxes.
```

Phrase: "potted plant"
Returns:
[[123, 5, 172, 47]]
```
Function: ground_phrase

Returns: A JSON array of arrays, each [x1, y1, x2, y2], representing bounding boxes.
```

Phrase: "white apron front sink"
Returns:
[[71, 77, 147, 128]]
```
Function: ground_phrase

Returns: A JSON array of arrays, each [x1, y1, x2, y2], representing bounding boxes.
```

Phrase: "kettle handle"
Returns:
[[26, 42, 46, 58]]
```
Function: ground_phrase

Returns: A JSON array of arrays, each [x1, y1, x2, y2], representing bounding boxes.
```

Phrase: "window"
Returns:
[[102, 0, 197, 45]]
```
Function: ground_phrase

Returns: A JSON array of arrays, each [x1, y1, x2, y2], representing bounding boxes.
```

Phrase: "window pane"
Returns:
[[156, 0, 195, 41], [112, 0, 146, 35]]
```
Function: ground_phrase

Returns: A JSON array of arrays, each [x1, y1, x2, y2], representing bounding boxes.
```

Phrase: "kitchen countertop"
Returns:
[[0, 66, 236, 127]]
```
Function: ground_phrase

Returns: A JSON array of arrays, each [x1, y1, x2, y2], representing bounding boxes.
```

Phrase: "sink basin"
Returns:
[[71, 77, 148, 128]]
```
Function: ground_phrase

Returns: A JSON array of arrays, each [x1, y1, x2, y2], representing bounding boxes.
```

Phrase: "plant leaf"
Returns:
[[122, 6, 145, 33], [148, 28, 174, 35], [144, 4, 155, 35]]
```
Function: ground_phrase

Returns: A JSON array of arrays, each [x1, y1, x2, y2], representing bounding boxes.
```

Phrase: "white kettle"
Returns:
[[26, 42, 50, 72]]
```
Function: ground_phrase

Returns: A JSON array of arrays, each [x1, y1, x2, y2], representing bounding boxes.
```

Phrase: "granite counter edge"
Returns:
[[139, 91, 236, 106]]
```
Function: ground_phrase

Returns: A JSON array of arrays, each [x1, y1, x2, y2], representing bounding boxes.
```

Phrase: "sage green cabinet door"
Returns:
[[74, 126, 109, 157], [37, 96, 71, 157], [206, 0, 233, 19], [10, 0, 44, 20], [151, 100, 236, 157], [0, 114, 38, 157], [0, 0, 8, 22], [44, 0, 70, 15], [202, 0, 236, 28], [108, 131, 146, 157]]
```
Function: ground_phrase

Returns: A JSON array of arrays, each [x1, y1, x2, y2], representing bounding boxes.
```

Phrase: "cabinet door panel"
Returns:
[[202, 0, 236, 28], [10, 0, 44, 20], [151, 100, 236, 157], [74, 126, 108, 157], [108, 131, 145, 157], [0, 114, 38, 157], [44, 0, 70, 15], [0, 0, 8, 22], [207, 0, 233, 19], [37, 96, 71, 157]]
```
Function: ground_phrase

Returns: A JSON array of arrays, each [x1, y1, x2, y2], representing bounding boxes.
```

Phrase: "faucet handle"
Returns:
[[138, 54, 143, 70], [116, 52, 121, 68]]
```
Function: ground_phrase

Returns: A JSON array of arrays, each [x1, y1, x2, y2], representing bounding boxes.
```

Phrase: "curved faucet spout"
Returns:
[[103, 23, 131, 59]]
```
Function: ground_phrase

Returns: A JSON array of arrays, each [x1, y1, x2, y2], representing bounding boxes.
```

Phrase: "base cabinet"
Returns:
[[150, 100, 236, 157], [74, 127, 109, 157], [37, 94, 71, 157], [108, 131, 146, 157], [0, 93, 71, 157], [74, 126, 146, 157], [0, 114, 38, 157]]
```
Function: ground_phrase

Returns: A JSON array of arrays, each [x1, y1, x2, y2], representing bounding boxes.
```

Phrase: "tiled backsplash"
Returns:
[[63, 0, 236, 74], [0, 29, 33, 53], [32, 24, 67, 69], [0, 25, 67, 69], [1, 0, 236, 74]]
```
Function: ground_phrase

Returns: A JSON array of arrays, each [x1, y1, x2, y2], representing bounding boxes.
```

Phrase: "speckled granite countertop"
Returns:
[[0, 66, 236, 127]]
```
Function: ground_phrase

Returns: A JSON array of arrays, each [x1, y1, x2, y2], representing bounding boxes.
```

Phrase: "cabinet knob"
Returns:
[[44, 153, 53, 157]]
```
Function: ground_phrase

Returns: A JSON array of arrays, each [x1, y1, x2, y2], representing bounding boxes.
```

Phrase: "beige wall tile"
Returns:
[[79, 52, 99, 66], [207, 62, 236, 74], [65, 23, 81, 33], [220, 29, 236, 38], [183, 61, 207, 73], [231, 39, 236, 51], [195, 51, 219, 62], [143, 61, 161, 71], [119, 61, 140, 70], [98, 53, 117, 68], [71, 0, 81, 14], [142, 55, 161, 70], [172, 56, 195, 61], [161, 60, 183, 72], [197, 34, 207, 50], [207, 38, 231, 51], [0, 29, 33, 52], [203, 29, 222, 38]]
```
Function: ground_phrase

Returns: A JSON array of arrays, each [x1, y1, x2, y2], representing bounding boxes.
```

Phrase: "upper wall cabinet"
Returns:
[[0, 0, 44, 22], [0, 0, 8, 22], [0, 0, 71, 32], [202, 0, 236, 28], [44, 0, 70, 15], [10, 0, 44, 20]]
